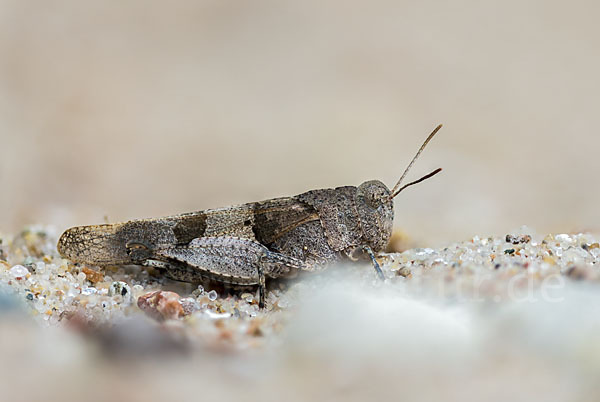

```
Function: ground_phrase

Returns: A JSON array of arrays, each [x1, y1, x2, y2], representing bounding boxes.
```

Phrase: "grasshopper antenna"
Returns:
[[389, 124, 443, 199], [390, 167, 442, 199]]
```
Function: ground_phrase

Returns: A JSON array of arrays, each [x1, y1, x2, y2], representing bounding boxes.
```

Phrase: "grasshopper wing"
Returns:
[[57, 197, 319, 266]]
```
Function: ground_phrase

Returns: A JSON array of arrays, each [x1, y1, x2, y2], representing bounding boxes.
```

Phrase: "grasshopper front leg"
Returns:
[[345, 245, 385, 280], [361, 245, 385, 280], [153, 236, 309, 307]]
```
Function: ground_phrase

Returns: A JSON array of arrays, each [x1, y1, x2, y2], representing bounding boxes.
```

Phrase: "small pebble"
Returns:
[[505, 234, 531, 244], [208, 290, 218, 301], [9, 265, 29, 279], [107, 281, 132, 305], [82, 267, 104, 283], [555, 234, 572, 242], [131, 284, 145, 297], [397, 267, 411, 277], [109, 281, 131, 297], [77, 272, 87, 283], [138, 291, 184, 321], [180, 297, 201, 315], [81, 287, 97, 295]]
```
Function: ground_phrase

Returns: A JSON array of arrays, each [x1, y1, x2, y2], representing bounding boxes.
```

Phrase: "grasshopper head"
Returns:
[[356, 180, 394, 252]]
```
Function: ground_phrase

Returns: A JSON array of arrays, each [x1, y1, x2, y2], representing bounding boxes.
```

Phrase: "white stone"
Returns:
[[208, 290, 218, 301], [9, 265, 29, 278]]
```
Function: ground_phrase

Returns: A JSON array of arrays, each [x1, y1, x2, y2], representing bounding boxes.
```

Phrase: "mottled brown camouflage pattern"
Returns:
[[57, 180, 394, 286]]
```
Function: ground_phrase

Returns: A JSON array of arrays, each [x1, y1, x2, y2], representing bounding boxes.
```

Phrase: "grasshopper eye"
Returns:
[[367, 193, 380, 208], [363, 187, 386, 209], [357, 180, 391, 210]]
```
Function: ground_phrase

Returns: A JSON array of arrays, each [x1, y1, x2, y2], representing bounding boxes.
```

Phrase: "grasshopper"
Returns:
[[58, 125, 443, 307]]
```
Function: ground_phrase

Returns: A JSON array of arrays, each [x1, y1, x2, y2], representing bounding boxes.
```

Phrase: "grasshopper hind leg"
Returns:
[[257, 264, 266, 308], [145, 258, 268, 307], [150, 237, 311, 308]]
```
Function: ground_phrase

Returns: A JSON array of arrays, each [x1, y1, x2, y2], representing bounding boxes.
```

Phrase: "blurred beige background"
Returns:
[[1, 0, 598, 246]]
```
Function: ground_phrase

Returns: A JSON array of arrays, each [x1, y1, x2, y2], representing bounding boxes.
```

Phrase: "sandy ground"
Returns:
[[1, 226, 599, 402]]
